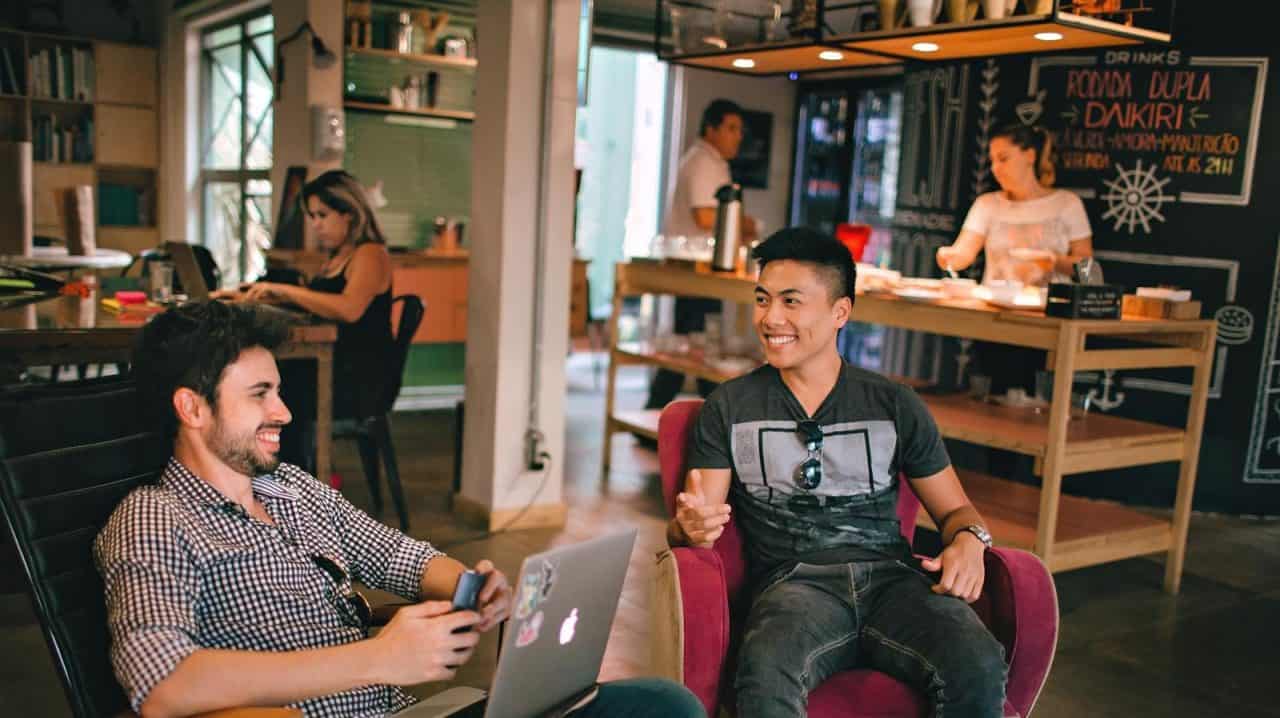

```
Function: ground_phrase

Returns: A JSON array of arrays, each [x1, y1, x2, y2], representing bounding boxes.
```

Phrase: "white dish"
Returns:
[[977, 286, 1047, 310], [893, 287, 945, 302], [898, 277, 944, 290], [940, 277, 978, 299]]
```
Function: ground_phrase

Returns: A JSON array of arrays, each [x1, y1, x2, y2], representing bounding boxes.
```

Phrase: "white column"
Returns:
[[272, 0, 343, 250], [458, 0, 579, 529]]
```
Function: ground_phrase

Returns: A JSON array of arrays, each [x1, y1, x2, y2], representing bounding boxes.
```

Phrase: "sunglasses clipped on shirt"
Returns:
[[311, 553, 373, 629]]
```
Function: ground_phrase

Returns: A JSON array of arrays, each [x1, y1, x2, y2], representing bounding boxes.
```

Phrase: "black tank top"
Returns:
[[309, 256, 394, 418]]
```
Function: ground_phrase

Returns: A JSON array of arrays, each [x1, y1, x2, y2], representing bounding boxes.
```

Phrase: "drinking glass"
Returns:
[[149, 261, 174, 303]]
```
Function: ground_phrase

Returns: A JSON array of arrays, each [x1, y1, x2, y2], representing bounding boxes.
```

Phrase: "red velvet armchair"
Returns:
[[657, 399, 1059, 718]]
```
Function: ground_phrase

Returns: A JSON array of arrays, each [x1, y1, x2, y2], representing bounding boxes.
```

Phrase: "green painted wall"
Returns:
[[403, 342, 465, 387]]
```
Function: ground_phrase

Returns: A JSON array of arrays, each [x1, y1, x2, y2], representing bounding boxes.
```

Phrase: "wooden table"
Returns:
[[605, 261, 1216, 593], [0, 294, 338, 476]]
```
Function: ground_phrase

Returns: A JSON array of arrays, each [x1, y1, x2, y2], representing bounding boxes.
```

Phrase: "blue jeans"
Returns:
[[736, 560, 1006, 718], [573, 678, 705, 718]]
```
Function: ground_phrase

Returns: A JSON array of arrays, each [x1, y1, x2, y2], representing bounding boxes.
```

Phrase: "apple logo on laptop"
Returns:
[[559, 608, 579, 645]]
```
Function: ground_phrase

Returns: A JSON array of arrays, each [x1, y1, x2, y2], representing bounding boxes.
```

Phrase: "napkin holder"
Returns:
[[1045, 282, 1122, 319]]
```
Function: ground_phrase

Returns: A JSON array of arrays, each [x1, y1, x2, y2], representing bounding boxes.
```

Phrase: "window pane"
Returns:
[[203, 24, 241, 49], [204, 45, 243, 169], [245, 191, 272, 285], [247, 15, 273, 36], [204, 182, 243, 286], [245, 45, 273, 170]]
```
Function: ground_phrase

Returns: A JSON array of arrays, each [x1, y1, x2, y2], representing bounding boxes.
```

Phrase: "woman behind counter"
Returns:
[[936, 123, 1093, 286], [220, 169, 395, 470]]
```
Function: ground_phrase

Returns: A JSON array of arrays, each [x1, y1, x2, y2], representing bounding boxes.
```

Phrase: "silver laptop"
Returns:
[[400, 529, 639, 718], [164, 240, 309, 321], [163, 241, 211, 301]]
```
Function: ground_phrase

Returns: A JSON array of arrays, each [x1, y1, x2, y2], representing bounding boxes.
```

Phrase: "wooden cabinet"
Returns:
[[94, 42, 157, 107], [95, 105, 157, 167], [392, 263, 469, 343], [604, 261, 1215, 594], [31, 163, 94, 235], [0, 30, 159, 252]]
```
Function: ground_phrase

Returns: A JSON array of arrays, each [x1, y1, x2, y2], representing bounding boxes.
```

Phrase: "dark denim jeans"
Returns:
[[573, 678, 705, 718], [736, 560, 1007, 718]]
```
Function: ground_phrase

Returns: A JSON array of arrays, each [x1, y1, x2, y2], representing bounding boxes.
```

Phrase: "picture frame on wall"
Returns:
[[730, 109, 773, 190]]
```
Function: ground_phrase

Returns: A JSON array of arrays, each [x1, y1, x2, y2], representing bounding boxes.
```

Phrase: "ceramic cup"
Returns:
[[907, 0, 943, 26], [982, 0, 1017, 19], [946, 0, 979, 22], [878, 0, 903, 30]]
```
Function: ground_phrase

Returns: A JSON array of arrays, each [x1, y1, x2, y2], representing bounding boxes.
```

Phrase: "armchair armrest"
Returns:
[[976, 548, 1058, 718], [193, 710, 304, 717], [671, 546, 732, 717], [118, 709, 302, 717]]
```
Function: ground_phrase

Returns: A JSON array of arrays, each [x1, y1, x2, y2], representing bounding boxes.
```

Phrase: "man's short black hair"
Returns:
[[751, 227, 857, 303], [700, 98, 744, 136], [131, 300, 291, 438]]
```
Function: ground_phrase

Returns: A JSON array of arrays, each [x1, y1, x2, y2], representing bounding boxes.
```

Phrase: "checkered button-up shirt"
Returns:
[[94, 459, 443, 717]]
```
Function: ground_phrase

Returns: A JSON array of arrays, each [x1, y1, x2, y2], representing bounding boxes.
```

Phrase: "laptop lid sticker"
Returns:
[[516, 610, 544, 647]]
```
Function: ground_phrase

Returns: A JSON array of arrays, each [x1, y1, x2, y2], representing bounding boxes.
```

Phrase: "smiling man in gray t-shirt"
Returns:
[[667, 228, 1007, 718]]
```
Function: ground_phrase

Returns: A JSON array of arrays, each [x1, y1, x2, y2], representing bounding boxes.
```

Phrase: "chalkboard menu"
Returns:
[[882, 45, 1279, 513], [1031, 52, 1268, 220]]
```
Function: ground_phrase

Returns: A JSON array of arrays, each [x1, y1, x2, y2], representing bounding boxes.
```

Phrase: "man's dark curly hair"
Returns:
[[131, 301, 291, 438]]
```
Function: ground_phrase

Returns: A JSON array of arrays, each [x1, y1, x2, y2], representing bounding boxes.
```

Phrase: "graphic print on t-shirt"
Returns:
[[731, 419, 898, 497]]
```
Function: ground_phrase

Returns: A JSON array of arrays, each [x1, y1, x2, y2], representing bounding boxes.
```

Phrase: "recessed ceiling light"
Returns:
[[818, 50, 844, 61], [912, 42, 940, 53], [1034, 31, 1064, 41], [732, 58, 756, 68]]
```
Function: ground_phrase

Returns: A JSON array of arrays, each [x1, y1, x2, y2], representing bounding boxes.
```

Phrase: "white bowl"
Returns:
[[940, 277, 977, 299]]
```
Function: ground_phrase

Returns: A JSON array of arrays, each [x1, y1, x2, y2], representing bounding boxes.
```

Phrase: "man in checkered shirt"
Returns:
[[94, 301, 703, 718]]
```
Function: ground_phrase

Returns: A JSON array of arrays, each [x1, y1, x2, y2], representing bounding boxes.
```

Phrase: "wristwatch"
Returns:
[[958, 524, 993, 550]]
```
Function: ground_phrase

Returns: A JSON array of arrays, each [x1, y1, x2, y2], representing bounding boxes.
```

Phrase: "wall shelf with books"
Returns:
[[0, 28, 158, 255]]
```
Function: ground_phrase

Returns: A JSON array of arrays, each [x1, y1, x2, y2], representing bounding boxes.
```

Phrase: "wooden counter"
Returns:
[[605, 261, 1216, 594], [267, 249, 591, 345]]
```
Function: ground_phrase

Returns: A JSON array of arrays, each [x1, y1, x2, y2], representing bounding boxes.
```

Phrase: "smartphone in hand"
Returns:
[[451, 569, 485, 636]]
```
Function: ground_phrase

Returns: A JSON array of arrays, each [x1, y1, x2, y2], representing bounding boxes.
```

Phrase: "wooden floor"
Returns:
[[2, 353, 1279, 717]]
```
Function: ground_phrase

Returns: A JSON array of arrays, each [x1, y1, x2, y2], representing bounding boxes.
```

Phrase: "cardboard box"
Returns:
[[1121, 294, 1202, 320], [1046, 282, 1123, 319]]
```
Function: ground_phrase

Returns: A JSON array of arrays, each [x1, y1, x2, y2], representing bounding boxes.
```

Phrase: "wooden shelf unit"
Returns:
[[0, 28, 159, 255], [347, 46, 476, 70], [344, 100, 475, 122], [604, 261, 1215, 593]]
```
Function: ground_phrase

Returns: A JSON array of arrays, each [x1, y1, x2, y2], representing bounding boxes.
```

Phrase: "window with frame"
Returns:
[[200, 11, 274, 286]]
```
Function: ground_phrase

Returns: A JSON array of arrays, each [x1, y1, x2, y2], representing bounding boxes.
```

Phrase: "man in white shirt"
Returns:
[[646, 99, 759, 413]]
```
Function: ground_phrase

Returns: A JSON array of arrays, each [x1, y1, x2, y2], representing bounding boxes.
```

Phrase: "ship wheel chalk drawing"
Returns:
[[1100, 160, 1175, 235]]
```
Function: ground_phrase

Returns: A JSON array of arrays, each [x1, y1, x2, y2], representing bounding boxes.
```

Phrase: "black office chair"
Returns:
[[332, 295, 424, 532], [0, 378, 168, 717]]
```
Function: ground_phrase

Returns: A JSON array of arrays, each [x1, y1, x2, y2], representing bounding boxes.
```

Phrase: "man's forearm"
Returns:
[[937, 504, 986, 546], [420, 554, 468, 600], [141, 639, 382, 718]]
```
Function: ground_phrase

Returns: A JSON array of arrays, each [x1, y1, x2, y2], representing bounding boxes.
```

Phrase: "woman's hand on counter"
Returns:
[[241, 281, 294, 304], [211, 282, 294, 304], [936, 246, 965, 273]]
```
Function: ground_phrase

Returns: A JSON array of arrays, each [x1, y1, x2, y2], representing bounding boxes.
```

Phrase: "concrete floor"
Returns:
[[2, 355, 1278, 716]]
